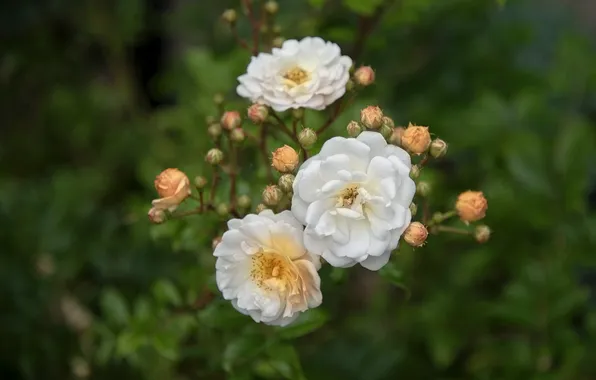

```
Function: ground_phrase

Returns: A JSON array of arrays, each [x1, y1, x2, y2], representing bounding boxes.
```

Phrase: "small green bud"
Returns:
[[216, 203, 230, 216], [255, 203, 268, 213], [230, 128, 245, 143], [272, 25, 282, 34], [213, 93, 225, 106], [345, 79, 355, 92], [237, 195, 252, 209], [292, 108, 304, 120], [278, 174, 295, 193], [429, 138, 448, 159], [409, 165, 421, 179], [208, 123, 222, 138], [416, 181, 431, 197], [194, 176, 208, 189], [264, 0, 279, 14], [222, 9, 237, 24], [346, 120, 362, 137], [272, 37, 285, 48], [262, 185, 283, 206], [409, 203, 418, 216], [474, 225, 491, 243], [380, 124, 392, 140], [205, 148, 224, 165], [382, 116, 394, 129], [298, 128, 317, 149]]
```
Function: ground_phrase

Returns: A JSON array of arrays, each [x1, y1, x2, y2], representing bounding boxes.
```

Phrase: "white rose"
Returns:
[[291, 132, 415, 271], [214, 210, 322, 326], [236, 37, 352, 112]]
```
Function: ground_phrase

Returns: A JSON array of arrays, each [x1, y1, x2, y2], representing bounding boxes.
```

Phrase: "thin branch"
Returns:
[[230, 24, 251, 51], [316, 93, 357, 135], [435, 225, 472, 235], [241, 0, 261, 55], [270, 113, 300, 145], [209, 165, 220, 205]]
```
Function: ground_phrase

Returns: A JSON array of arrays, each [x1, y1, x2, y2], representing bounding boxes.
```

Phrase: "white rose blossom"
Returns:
[[214, 210, 322, 326], [291, 132, 416, 271], [236, 37, 352, 112]]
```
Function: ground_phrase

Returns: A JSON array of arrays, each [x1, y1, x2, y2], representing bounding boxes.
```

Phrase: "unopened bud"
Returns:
[[409, 203, 418, 216], [272, 37, 285, 48], [248, 104, 269, 124], [237, 195, 251, 209], [272, 145, 299, 173], [346, 79, 355, 92], [382, 116, 395, 129], [474, 225, 491, 243], [455, 191, 488, 222], [409, 165, 421, 179], [278, 174, 295, 193], [347, 121, 362, 137], [389, 127, 405, 146], [380, 124, 392, 140], [208, 123, 222, 138], [216, 203, 230, 216], [416, 181, 431, 197], [429, 138, 448, 158], [403, 222, 428, 247], [213, 93, 225, 105], [194, 176, 208, 189], [402, 123, 431, 155], [298, 128, 317, 148], [222, 9, 237, 24], [206, 148, 224, 165], [212, 236, 222, 250], [360, 106, 384, 129], [221, 111, 241, 130], [256, 203, 268, 213], [262, 185, 283, 206], [148, 208, 166, 224], [353, 66, 375, 86], [265, 0, 279, 14], [292, 108, 304, 120], [230, 128, 245, 142], [272, 24, 282, 34], [154, 168, 191, 199]]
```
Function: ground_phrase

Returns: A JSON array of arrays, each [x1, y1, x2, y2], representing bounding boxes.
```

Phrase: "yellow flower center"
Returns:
[[250, 252, 292, 291], [337, 185, 359, 207], [282, 66, 310, 87]]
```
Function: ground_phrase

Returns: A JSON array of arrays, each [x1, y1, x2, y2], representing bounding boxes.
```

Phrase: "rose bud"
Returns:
[[347, 120, 362, 137], [255, 203, 268, 213], [272, 145, 299, 173], [353, 66, 375, 86], [247, 104, 269, 124], [401, 123, 431, 155], [262, 185, 283, 206], [221, 111, 241, 130], [221, 9, 237, 24], [230, 128, 245, 143], [205, 148, 224, 165], [151, 168, 191, 211], [237, 195, 252, 209], [389, 127, 405, 146], [456, 191, 488, 222], [360, 106, 383, 129], [298, 128, 317, 149], [474, 225, 491, 243], [429, 138, 448, 159], [278, 174, 295, 193], [403, 222, 428, 247]]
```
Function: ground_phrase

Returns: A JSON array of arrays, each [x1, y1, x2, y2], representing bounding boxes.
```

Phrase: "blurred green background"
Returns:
[[2, 0, 596, 379]]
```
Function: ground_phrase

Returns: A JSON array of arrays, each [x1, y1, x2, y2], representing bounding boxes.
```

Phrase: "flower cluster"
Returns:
[[146, 4, 490, 327]]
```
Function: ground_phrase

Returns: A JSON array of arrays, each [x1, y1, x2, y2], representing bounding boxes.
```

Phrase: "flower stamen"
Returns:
[[336, 185, 359, 208], [283, 67, 310, 87]]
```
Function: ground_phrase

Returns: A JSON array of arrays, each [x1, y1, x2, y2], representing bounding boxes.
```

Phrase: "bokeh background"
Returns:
[[2, 0, 596, 379]]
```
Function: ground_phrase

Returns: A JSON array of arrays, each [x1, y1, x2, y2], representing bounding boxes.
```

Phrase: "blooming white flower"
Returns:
[[236, 37, 352, 112], [291, 132, 415, 271], [214, 210, 322, 326]]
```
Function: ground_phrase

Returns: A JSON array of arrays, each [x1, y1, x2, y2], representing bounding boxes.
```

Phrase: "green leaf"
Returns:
[[115, 332, 145, 357], [277, 309, 329, 340], [101, 288, 130, 326], [152, 279, 183, 307], [308, 0, 326, 9], [223, 334, 266, 373], [343, 0, 383, 15]]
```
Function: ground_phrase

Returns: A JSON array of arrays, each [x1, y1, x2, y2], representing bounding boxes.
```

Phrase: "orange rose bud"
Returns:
[[403, 222, 428, 247], [247, 104, 269, 124], [353, 66, 375, 86], [401, 123, 431, 155], [360, 105, 384, 129], [455, 191, 488, 222], [152, 168, 191, 211], [271, 145, 299, 173], [221, 111, 241, 130]]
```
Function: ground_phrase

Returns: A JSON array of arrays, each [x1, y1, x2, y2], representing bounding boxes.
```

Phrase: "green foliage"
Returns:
[[2, 0, 596, 379]]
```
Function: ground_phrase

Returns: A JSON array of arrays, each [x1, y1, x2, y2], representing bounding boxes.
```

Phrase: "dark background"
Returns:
[[2, 0, 596, 379]]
